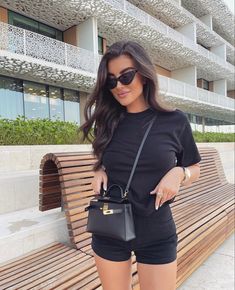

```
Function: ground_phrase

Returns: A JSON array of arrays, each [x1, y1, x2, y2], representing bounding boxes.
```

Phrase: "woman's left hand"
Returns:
[[150, 167, 183, 210]]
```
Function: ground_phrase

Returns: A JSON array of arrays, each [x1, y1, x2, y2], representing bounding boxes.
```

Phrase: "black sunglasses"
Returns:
[[106, 69, 138, 90]]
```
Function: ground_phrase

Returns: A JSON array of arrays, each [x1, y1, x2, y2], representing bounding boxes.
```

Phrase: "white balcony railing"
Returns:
[[0, 22, 233, 111], [0, 21, 98, 74], [158, 75, 234, 110], [104, 0, 234, 72]]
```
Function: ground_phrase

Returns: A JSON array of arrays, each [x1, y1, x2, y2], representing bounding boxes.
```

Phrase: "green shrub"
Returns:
[[0, 116, 91, 145], [0, 117, 234, 145], [193, 130, 234, 142]]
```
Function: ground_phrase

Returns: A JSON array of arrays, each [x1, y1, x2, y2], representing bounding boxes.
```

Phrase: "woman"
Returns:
[[81, 40, 201, 290]]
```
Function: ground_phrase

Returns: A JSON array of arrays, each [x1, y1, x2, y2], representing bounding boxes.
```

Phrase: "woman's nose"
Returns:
[[116, 80, 125, 89]]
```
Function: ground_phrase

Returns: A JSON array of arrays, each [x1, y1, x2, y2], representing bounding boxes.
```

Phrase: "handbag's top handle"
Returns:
[[123, 114, 157, 198]]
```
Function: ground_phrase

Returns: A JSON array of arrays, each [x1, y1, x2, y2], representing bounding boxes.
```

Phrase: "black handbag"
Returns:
[[85, 114, 157, 241]]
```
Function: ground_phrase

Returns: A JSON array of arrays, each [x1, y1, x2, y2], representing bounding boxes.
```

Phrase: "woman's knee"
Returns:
[[94, 252, 133, 290], [137, 259, 177, 290]]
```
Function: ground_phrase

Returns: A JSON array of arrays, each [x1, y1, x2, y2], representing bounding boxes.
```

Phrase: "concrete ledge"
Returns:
[[0, 207, 70, 265], [0, 170, 39, 214], [0, 144, 92, 172]]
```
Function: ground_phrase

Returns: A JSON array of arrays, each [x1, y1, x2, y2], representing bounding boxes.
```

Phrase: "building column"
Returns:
[[63, 18, 99, 126], [77, 18, 98, 126], [213, 79, 227, 96], [63, 17, 98, 53], [171, 66, 197, 86], [76, 17, 98, 54], [176, 22, 196, 43], [79, 91, 89, 126], [76, 17, 99, 70], [210, 44, 226, 61], [202, 116, 205, 133], [199, 14, 213, 30]]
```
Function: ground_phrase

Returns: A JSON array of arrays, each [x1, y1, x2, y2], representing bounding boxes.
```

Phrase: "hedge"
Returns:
[[0, 117, 234, 145], [0, 116, 89, 145], [193, 130, 234, 142]]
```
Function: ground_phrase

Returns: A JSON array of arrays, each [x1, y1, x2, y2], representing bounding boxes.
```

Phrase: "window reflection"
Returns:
[[8, 11, 63, 40], [186, 112, 234, 133], [0, 76, 23, 119], [1, 76, 80, 124], [24, 81, 49, 119], [64, 89, 80, 124], [49, 86, 64, 121]]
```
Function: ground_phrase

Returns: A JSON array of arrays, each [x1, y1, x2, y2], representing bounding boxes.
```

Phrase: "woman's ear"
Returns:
[[142, 77, 147, 85]]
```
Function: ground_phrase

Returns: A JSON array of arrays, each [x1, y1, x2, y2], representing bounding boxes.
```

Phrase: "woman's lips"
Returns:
[[117, 92, 129, 98]]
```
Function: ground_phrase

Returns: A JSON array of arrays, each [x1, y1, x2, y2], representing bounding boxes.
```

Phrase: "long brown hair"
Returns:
[[80, 40, 175, 171]]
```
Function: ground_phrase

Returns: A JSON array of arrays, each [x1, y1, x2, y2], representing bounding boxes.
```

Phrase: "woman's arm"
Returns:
[[174, 163, 201, 187], [150, 163, 201, 209]]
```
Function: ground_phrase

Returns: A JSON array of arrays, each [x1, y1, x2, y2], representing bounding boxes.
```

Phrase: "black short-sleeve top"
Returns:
[[101, 107, 201, 216]]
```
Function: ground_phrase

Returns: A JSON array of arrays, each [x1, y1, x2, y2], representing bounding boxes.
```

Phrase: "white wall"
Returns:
[[199, 14, 213, 30], [77, 17, 98, 54], [0, 144, 92, 172], [172, 66, 197, 86], [213, 79, 227, 96], [210, 44, 226, 61], [176, 22, 196, 42]]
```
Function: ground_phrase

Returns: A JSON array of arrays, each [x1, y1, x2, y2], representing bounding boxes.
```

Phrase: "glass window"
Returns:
[[98, 36, 103, 55], [186, 113, 194, 123], [23, 81, 49, 119], [39, 23, 56, 39], [185, 113, 191, 122], [49, 86, 64, 121], [8, 11, 62, 40], [64, 89, 80, 124], [202, 79, 209, 90], [56, 30, 63, 41], [196, 115, 203, 124], [0, 76, 24, 119], [8, 11, 38, 33]]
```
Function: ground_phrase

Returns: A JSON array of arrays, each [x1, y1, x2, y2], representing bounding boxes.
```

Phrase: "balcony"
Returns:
[[181, 0, 234, 45], [127, 0, 234, 66], [103, 0, 234, 73], [159, 75, 233, 109], [158, 75, 234, 123], [0, 21, 98, 91], [0, 22, 234, 122], [1, 0, 234, 85]]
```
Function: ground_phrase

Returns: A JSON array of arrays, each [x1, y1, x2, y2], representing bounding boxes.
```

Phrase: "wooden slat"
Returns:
[[2, 146, 229, 290]]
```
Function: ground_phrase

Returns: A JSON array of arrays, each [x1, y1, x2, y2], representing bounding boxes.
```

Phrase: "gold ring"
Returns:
[[157, 192, 163, 197]]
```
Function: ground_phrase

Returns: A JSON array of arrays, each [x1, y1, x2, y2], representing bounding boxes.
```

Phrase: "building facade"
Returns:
[[0, 0, 234, 132]]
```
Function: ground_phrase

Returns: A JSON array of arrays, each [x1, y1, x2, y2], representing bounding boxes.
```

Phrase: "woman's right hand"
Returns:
[[92, 168, 108, 195]]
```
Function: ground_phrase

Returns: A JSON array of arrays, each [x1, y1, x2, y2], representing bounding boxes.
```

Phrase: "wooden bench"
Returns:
[[0, 147, 234, 289]]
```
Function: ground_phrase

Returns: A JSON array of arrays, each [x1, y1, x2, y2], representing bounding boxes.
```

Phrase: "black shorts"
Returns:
[[91, 203, 178, 265]]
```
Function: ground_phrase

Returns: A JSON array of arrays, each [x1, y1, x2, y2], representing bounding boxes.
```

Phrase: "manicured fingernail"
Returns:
[[155, 205, 158, 210]]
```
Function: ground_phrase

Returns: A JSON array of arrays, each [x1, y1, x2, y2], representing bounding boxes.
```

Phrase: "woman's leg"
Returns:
[[137, 259, 177, 290], [94, 252, 133, 290]]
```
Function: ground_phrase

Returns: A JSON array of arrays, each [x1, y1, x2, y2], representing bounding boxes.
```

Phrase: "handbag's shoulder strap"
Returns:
[[124, 113, 157, 197]]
